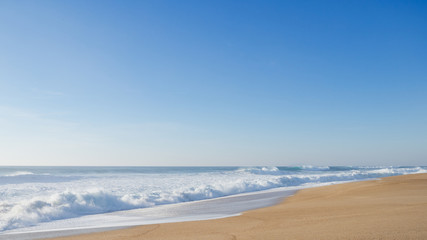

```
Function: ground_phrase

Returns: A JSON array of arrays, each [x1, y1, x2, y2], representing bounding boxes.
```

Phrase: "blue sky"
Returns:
[[0, 0, 426, 166]]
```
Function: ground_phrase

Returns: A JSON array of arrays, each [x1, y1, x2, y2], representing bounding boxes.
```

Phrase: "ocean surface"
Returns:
[[0, 166, 426, 238]]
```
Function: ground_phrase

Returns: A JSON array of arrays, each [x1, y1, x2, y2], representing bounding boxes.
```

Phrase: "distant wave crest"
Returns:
[[237, 166, 281, 174], [0, 173, 79, 185], [4, 171, 35, 177]]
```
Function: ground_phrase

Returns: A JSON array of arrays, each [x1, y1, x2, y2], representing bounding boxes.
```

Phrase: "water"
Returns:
[[0, 166, 425, 237]]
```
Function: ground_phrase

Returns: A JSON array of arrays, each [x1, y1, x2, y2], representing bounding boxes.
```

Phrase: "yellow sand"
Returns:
[[49, 173, 427, 240]]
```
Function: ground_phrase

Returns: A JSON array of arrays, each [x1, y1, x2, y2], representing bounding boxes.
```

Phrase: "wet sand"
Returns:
[[49, 173, 427, 240]]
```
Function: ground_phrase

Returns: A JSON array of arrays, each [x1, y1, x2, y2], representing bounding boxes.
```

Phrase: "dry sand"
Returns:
[[49, 173, 427, 240]]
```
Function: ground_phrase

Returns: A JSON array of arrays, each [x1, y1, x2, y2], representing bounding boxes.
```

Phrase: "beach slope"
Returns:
[[50, 173, 427, 240]]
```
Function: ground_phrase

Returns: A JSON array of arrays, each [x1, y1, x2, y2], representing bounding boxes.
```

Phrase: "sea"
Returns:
[[0, 166, 426, 239]]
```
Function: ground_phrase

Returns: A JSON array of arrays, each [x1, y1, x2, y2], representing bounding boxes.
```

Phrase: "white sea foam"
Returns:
[[0, 166, 425, 232], [4, 171, 34, 177], [301, 165, 330, 171], [237, 166, 281, 174], [0, 174, 78, 185]]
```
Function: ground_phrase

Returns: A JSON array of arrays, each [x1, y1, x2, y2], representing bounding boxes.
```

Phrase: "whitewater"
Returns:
[[0, 166, 426, 239]]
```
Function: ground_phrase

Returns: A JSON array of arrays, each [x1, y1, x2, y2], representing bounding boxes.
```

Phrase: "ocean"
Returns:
[[0, 166, 425, 238]]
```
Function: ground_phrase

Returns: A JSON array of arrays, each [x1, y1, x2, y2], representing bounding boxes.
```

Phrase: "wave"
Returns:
[[237, 166, 281, 174], [238, 166, 362, 174], [0, 166, 425, 231], [300, 165, 330, 171], [4, 171, 35, 177], [0, 174, 80, 185]]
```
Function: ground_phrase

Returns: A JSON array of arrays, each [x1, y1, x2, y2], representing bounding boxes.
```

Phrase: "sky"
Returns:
[[0, 0, 426, 166]]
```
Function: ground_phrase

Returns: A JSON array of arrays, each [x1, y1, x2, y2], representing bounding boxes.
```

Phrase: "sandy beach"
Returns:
[[47, 173, 427, 240]]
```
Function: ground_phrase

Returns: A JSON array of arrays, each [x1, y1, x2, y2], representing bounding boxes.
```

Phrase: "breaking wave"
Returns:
[[0, 173, 80, 185], [4, 171, 35, 177], [0, 166, 425, 232]]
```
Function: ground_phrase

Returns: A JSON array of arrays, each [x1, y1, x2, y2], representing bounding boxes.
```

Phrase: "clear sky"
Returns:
[[0, 0, 426, 166]]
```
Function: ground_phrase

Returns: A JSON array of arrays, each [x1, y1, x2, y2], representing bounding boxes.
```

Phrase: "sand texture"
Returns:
[[49, 173, 427, 240]]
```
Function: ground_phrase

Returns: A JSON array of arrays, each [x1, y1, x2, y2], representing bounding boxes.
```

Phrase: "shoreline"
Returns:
[[1, 185, 299, 240], [47, 173, 427, 240]]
